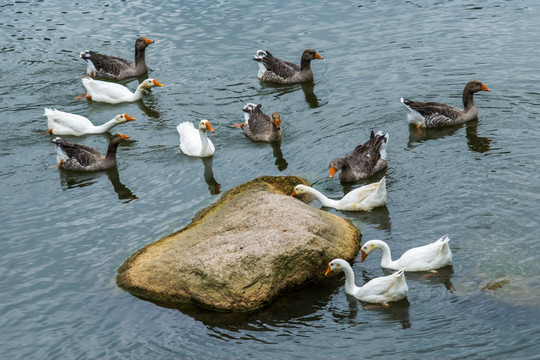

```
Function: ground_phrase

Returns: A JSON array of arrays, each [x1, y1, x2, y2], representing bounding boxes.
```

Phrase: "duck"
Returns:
[[77, 77, 163, 104], [177, 120, 215, 157], [44, 108, 135, 136], [53, 133, 129, 171], [329, 131, 389, 183], [361, 235, 452, 272], [291, 177, 386, 211], [325, 258, 408, 305], [233, 103, 282, 142], [253, 48, 323, 84], [80, 37, 154, 80], [400, 80, 490, 128]]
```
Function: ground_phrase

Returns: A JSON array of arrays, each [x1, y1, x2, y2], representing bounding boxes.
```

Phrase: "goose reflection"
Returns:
[[465, 120, 492, 153], [202, 157, 221, 195], [404, 265, 455, 292], [271, 140, 288, 171], [58, 167, 137, 202], [301, 81, 321, 108], [407, 123, 461, 147]]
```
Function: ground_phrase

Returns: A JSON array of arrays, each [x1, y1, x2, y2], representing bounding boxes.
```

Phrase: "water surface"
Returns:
[[1, 0, 539, 359]]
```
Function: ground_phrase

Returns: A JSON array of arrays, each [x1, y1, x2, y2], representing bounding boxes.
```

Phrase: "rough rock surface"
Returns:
[[117, 176, 362, 312]]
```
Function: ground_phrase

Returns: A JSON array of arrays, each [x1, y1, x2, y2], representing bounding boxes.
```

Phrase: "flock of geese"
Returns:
[[45, 37, 491, 306]]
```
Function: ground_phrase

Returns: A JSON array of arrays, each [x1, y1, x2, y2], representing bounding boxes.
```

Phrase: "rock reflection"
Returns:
[[271, 140, 288, 171], [202, 157, 221, 195]]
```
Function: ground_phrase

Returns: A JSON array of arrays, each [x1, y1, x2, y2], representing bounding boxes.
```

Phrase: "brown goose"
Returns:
[[253, 49, 323, 84], [233, 103, 282, 142], [80, 37, 154, 80], [401, 80, 490, 128], [329, 131, 389, 183], [53, 133, 129, 171]]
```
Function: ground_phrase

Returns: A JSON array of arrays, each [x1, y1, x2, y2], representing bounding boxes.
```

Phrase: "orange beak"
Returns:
[[274, 118, 281, 130], [48, 128, 53, 135], [119, 134, 130, 140], [124, 114, 136, 121], [144, 38, 154, 45], [360, 249, 368, 262], [315, 52, 323, 60], [324, 264, 332, 276], [291, 189, 297, 197], [481, 83, 490, 92], [153, 79, 164, 87], [205, 122, 215, 132], [329, 167, 336, 178]]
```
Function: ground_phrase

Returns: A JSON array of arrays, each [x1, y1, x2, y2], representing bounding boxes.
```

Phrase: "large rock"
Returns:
[[117, 176, 362, 312]]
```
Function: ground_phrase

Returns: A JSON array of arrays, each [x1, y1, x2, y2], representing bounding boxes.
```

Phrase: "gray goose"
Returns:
[[80, 37, 154, 81], [329, 131, 389, 183], [53, 133, 129, 171], [233, 103, 282, 142], [401, 80, 490, 128], [253, 49, 323, 84]]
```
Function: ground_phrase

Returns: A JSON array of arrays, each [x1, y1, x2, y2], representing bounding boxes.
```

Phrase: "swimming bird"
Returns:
[[329, 131, 389, 183], [291, 177, 386, 211], [53, 133, 129, 171], [253, 48, 323, 84], [400, 80, 490, 128], [77, 77, 163, 104], [233, 103, 282, 142], [325, 258, 408, 305], [361, 235, 452, 272], [45, 108, 135, 136], [177, 120, 215, 157], [80, 37, 154, 80]]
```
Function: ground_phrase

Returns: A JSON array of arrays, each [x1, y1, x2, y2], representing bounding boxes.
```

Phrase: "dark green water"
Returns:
[[1, 1, 539, 358]]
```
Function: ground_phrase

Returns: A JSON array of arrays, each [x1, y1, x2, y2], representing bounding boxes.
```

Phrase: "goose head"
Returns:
[[360, 240, 380, 262], [328, 158, 347, 178], [139, 78, 164, 90], [325, 258, 348, 276], [290, 184, 309, 197], [110, 133, 130, 144], [271, 112, 281, 130], [302, 49, 324, 61], [465, 80, 490, 93], [199, 120, 215, 133], [136, 37, 154, 50], [115, 113, 136, 124]]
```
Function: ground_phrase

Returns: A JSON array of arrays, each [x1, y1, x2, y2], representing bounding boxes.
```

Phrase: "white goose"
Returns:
[[325, 258, 408, 305], [291, 177, 386, 211], [77, 77, 163, 104], [177, 120, 215, 157], [44, 108, 135, 136], [361, 235, 452, 272]]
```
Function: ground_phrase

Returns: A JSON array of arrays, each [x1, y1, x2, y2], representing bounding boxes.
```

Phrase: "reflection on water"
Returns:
[[301, 82, 321, 109], [271, 140, 288, 171], [465, 121, 492, 153], [407, 120, 492, 154], [202, 157, 221, 195], [405, 266, 455, 293], [58, 167, 137, 202], [106, 167, 138, 202], [407, 124, 461, 146]]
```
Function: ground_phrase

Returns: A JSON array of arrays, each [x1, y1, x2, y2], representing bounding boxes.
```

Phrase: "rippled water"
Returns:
[[1, 0, 539, 358]]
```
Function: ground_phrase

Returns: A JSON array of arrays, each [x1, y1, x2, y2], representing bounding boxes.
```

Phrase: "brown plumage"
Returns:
[[234, 103, 282, 142], [253, 49, 323, 84], [53, 133, 129, 171], [401, 80, 490, 128], [329, 131, 389, 183], [80, 37, 154, 80]]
